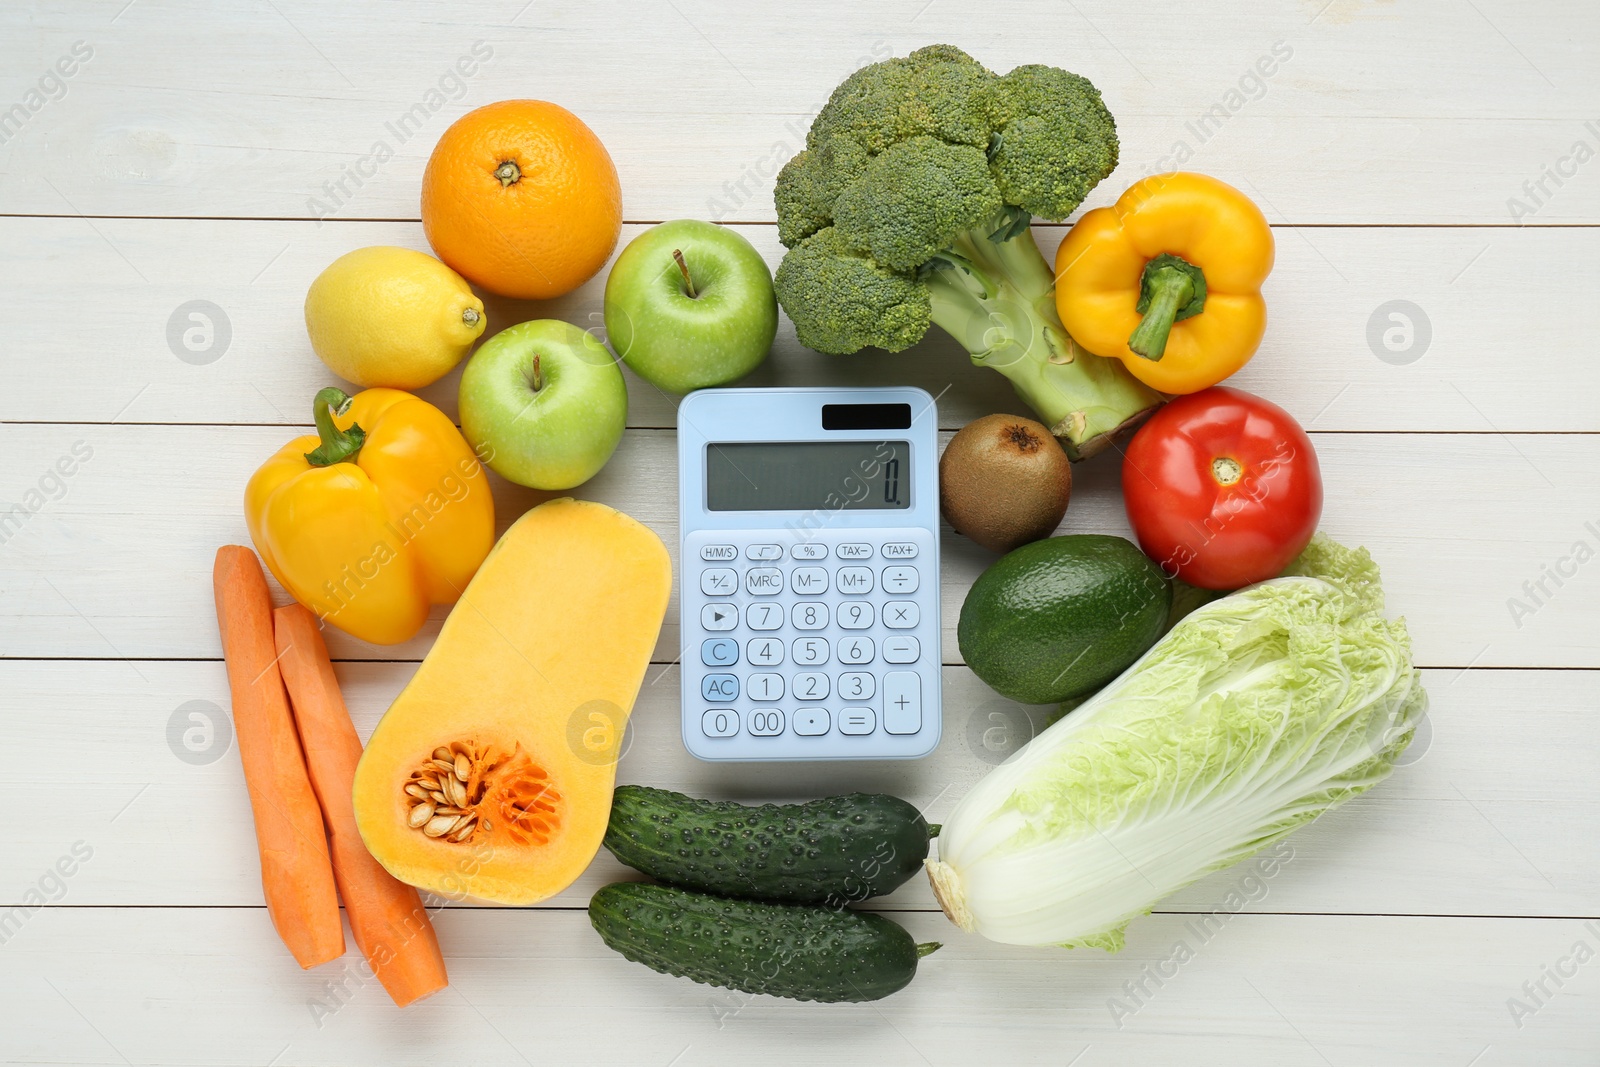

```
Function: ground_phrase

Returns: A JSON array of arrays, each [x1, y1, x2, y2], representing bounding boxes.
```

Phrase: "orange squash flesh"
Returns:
[[351, 498, 671, 904]]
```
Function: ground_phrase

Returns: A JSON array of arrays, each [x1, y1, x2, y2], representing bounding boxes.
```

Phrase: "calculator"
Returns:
[[677, 387, 942, 762]]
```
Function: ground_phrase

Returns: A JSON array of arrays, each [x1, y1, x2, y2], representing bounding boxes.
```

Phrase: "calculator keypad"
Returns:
[[683, 528, 937, 758]]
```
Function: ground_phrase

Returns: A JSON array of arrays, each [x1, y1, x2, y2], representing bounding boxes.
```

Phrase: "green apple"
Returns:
[[458, 318, 627, 490], [604, 219, 777, 393]]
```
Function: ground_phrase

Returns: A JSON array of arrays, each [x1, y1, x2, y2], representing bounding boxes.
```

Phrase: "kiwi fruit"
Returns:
[[940, 414, 1072, 553]]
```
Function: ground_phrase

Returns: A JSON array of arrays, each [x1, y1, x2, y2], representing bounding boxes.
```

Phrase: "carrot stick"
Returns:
[[213, 546, 344, 969], [274, 603, 450, 1006]]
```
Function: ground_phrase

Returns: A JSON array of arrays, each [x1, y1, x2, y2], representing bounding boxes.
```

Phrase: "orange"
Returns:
[[421, 100, 622, 300]]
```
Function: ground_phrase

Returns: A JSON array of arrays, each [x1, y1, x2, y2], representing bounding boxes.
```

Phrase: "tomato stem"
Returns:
[[1211, 455, 1243, 486]]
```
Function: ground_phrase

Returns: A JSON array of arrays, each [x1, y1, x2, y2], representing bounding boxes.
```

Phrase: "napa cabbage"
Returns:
[[926, 536, 1427, 950]]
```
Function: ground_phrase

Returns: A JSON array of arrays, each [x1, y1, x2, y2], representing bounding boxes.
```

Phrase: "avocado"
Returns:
[[958, 534, 1171, 704]]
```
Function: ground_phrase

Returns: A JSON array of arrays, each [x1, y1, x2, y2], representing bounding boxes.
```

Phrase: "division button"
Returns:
[[882, 566, 919, 594]]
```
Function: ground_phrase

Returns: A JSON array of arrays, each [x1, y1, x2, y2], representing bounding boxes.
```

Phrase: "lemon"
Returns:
[[304, 246, 486, 389]]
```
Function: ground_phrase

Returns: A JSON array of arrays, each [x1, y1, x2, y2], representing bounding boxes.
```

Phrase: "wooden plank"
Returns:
[[3, 908, 1597, 1065], [0, 425, 1594, 666], [1, 661, 1593, 919], [1, 2, 1596, 223], [2, 217, 1594, 433]]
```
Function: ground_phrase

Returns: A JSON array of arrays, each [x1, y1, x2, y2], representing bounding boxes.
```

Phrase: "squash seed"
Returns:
[[423, 814, 460, 838], [448, 818, 476, 843], [454, 754, 470, 781], [432, 747, 452, 761], [404, 783, 432, 800], [408, 803, 434, 828], [445, 776, 468, 808], [431, 758, 457, 776]]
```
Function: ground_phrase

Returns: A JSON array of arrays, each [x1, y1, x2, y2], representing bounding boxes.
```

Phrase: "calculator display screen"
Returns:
[[705, 441, 911, 512]]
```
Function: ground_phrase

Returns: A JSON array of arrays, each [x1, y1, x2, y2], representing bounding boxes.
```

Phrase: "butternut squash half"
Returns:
[[352, 498, 670, 904]]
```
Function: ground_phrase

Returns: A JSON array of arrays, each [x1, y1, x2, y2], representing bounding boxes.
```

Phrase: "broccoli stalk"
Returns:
[[920, 212, 1161, 450], [771, 45, 1163, 459]]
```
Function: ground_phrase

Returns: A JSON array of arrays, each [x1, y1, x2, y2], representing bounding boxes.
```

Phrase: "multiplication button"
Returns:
[[883, 601, 919, 628]]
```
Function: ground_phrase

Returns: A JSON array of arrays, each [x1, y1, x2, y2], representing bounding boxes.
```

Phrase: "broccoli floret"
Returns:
[[773, 45, 1157, 458], [774, 228, 930, 355]]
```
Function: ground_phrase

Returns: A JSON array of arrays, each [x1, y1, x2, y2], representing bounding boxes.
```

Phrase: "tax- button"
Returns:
[[836, 543, 873, 559], [700, 638, 738, 666], [701, 674, 738, 701], [883, 671, 921, 734], [700, 544, 737, 561], [882, 566, 919, 594], [881, 542, 918, 559], [700, 568, 737, 596], [745, 568, 784, 595]]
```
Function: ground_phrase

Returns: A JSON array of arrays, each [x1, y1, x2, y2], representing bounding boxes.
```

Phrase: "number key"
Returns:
[[838, 601, 874, 629], [792, 602, 828, 630], [792, 672, 829, 701], [747, 673, 784, 701], [838, 636, 874, 664], [792, 637, 829, 665], [746, 602, 782, 631], [747, 708, 785, 737], [746, 637, 784, 666], [702, 709, 738, 737], [838, 672, 875, 700]]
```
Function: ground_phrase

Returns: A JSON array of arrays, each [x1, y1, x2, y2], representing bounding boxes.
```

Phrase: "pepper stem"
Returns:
[[1128, 252, 1207, 361], [672, 248, 697, 298], [303, 387, 367, 467]]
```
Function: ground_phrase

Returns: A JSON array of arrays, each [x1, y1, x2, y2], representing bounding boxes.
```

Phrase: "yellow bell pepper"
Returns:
[[1054, 172, 1274, 395], [245, 387, 495, 645]]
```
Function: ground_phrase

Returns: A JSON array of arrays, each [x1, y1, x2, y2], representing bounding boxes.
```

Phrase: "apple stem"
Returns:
[[530, 353, 543, 393], [673, 248, 698, 299]]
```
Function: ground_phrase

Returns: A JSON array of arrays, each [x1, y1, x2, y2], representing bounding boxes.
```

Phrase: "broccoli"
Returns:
[[773, 45, 1161, 458]]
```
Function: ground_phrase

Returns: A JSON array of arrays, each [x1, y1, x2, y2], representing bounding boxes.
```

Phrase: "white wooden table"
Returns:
[[3, 2, 1597, 1063]]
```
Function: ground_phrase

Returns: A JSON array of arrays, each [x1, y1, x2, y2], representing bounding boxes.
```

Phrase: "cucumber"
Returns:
[[589, 882, 939, 1003], [603, 786, 931, 904]]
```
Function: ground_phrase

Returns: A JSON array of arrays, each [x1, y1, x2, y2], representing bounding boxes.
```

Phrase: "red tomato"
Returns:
[[1122, 386, 1323, 590]]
